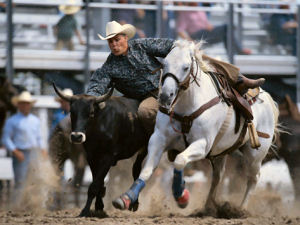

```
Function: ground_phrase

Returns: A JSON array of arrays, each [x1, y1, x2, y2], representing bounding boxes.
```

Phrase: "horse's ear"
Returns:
[[156, 57, 165, 64]]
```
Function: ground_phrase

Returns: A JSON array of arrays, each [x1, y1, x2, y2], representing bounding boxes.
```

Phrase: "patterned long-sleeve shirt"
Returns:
[[86, 38, 174, 100]]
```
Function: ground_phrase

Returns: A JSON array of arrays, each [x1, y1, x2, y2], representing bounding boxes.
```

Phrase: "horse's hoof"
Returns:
[[175, 188, 190, 208], [204, 207, 218, 217], [112, 194, 131, 210]]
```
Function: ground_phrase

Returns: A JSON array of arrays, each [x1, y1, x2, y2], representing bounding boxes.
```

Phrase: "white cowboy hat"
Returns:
[[59, 0, 81, 15], [98, 21, 136, 40], [11, 91, 37, 106], [55, 88, 73, 102]]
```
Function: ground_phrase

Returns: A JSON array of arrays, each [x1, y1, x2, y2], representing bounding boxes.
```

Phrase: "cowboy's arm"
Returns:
[[137, 38, 174, 57], [2, 119, 16, 152], [86, 62, 112, 96]]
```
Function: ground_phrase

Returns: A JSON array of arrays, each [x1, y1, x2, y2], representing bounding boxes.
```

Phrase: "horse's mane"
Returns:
[[173, 40, 212, 73]]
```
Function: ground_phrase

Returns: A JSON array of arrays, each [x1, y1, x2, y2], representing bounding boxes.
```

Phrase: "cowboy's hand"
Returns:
[[12, 149, 24, 162], [79, 39, 85, 45]]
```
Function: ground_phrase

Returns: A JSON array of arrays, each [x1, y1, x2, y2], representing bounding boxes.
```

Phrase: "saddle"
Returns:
[[208, 72, 254, 121], [208, 72, 268, 149]]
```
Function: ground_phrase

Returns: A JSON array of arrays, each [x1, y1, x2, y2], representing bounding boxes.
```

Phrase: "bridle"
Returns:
[[159, 52, 221, 147], [160, 56, 200, 110]]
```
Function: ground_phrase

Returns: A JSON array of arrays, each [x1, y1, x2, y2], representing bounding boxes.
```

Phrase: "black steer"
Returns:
[[53, 84, 149, 217]]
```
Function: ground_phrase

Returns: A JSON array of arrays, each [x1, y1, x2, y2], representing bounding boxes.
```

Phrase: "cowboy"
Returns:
[[54, 0, 85, 50], [2, 91, 46, 190], [50, 88, 73, 134], [86, 21, 264, 133]]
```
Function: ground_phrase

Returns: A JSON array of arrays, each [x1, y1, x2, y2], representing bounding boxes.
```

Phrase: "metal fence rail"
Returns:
[[1, 0, 300, 102]]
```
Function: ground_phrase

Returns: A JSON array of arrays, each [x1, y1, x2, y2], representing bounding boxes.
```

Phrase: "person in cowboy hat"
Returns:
[[54, 0, 85, 50], [2, 91, 46, 191], [86, 21, 265, 135], [50, 88, 73, 134], [269, 0, 297, 56]]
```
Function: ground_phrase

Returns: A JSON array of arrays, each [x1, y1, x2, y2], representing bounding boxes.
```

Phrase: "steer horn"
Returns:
[[94, 87, 114, 103], [53, 83, 73, 102]]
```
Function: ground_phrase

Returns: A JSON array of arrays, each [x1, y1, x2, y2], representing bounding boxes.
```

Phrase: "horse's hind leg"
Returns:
[[205, 155, 227, 215], [240, 142, 269, 208]]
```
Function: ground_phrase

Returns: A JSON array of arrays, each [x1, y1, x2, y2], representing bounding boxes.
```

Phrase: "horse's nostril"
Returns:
[[159, 93, 169, 103], [170, 93, 174, 97]]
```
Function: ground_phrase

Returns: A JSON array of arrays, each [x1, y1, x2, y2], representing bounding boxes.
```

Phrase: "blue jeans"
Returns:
[[12, 150, 31, 189]]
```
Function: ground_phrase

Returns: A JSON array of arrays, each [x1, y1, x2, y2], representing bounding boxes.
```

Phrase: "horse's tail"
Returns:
[[264, 91, 281, 145]]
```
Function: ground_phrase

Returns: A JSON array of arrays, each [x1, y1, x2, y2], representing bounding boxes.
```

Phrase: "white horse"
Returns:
[[113, 40, 279, 214]]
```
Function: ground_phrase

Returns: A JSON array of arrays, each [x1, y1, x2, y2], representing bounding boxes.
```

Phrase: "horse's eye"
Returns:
[[183, 66, 189, 72]]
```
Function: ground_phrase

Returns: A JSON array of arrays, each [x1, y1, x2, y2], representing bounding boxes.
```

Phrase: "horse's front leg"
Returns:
[[172, 138, 210, 208], [112, 130, 167, 210]]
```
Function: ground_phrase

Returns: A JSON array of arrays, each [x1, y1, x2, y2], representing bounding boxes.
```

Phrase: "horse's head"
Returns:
[[158, 40, 206, 110], [53, 83, 114, 144]]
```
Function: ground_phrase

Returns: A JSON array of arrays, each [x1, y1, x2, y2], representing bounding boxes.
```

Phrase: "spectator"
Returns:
[[176, 2, 251, 55], [143, 1, 175, 38], [54, 0, 85, 50], [50, 88, 73, 134], [269, 3, 297, 55], [0, 3, 6, 12], [2, 91, 46, 190], [112, 0, 146, 38]]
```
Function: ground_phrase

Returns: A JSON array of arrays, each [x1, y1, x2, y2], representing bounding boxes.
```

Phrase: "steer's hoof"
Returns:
[[175, 189, 190, 209], [78, 209, 91, 217], [112, 194, 131, 210]]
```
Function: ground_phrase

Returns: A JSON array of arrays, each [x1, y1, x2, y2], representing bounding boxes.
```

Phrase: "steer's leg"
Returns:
[[94, 184, 107, 217], [129, 149, 148, 211], [112, 130, 167, 210], [79, 159, 111, 217]]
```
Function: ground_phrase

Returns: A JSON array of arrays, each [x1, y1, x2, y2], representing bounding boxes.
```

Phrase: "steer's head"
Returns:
[[53, 83, 113, 144]]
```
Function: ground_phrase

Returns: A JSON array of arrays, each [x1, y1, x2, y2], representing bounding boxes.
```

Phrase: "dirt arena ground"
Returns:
[[0, 156, 299, 225]]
